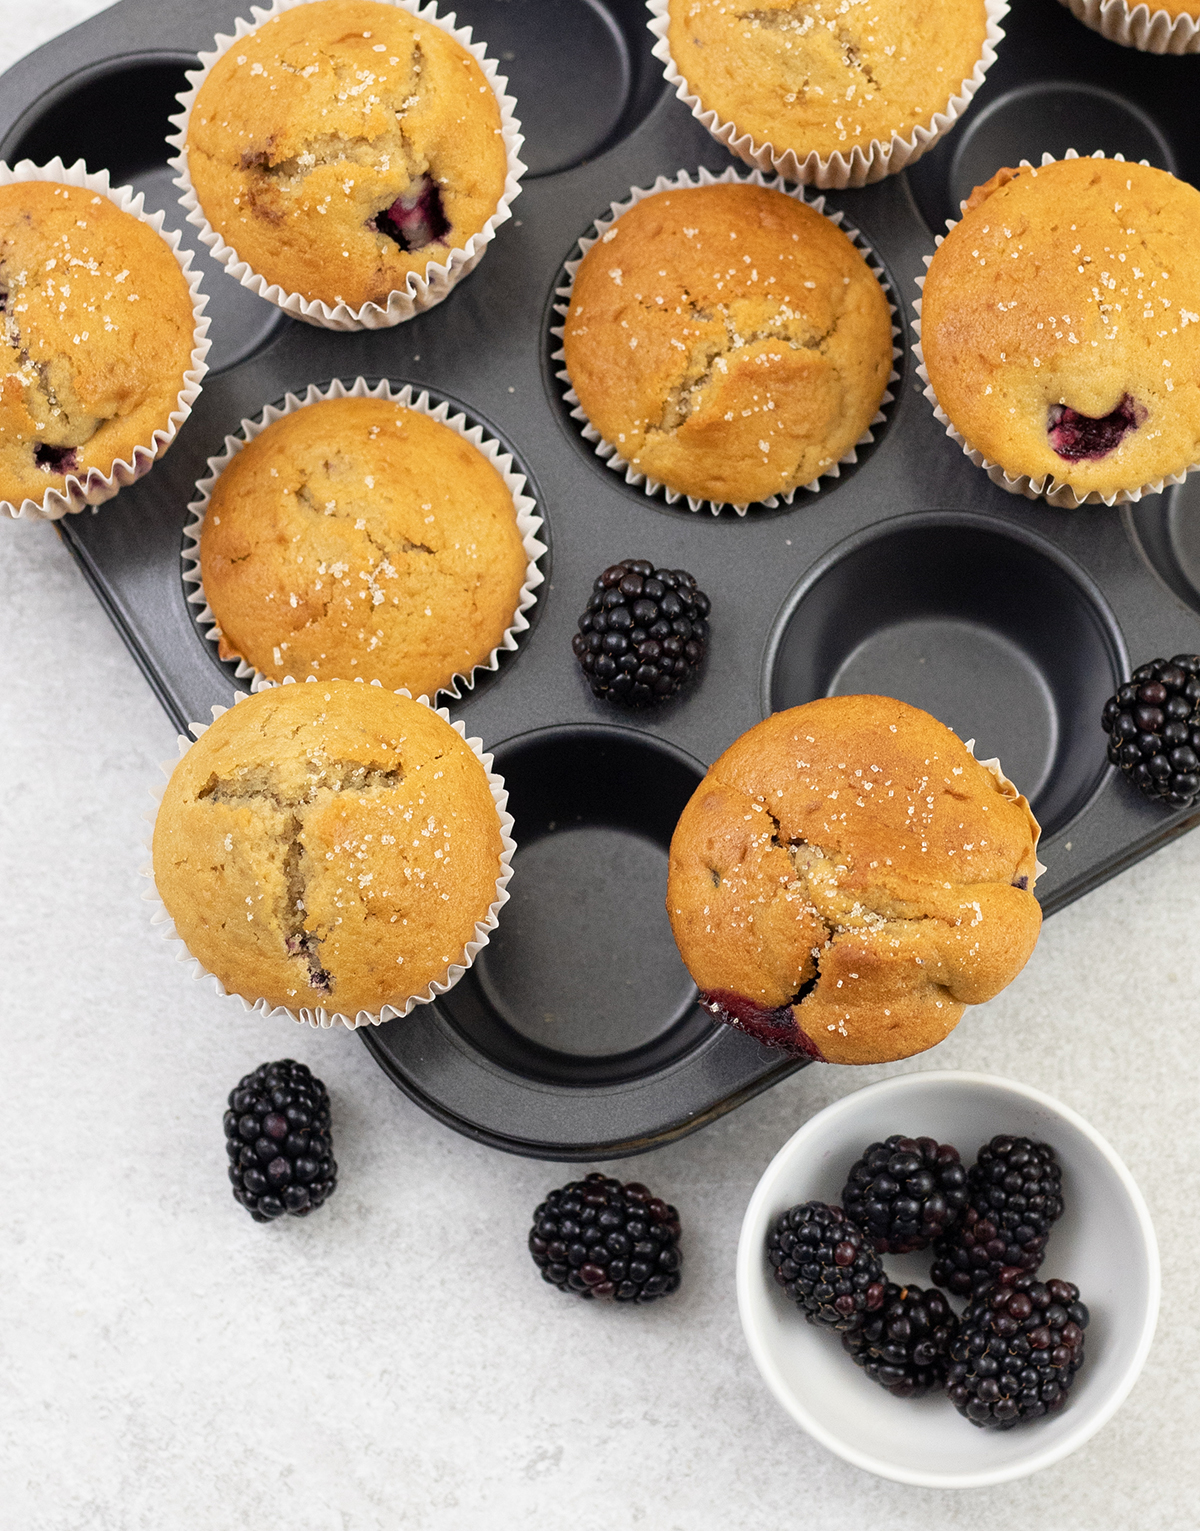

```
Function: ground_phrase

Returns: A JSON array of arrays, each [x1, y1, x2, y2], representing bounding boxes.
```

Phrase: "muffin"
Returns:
[[0, 179, 199, 507], [561, 181, 893, 506], [152, 681, 509, 1018], [660, 0, 992, 174], [666, 696, 1042, 1065], [183, 0, 510, 309], [919, 157, 1200, 501], [197, 395, 531, 697]]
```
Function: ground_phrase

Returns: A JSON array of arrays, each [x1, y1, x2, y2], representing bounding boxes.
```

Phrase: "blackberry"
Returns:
[[766, 1201, 887, 1330], [572, 559, 710, 707], [529, 1171, 682, 1301], [1102, 654, 1200, 807], [841, 1134, 968, 1253], [931, 1135, 1063, 1296], [223, 1059, 337, 1222], [842, 1282, 959, 1398], [946, 1270, 1089, 1428]]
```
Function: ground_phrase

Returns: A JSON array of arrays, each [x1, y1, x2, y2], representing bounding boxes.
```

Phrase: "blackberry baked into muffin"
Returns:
[[663, 0, 991, 165], [152, 680, 507, 1017], [0, 180, 198, 506], [184, 0, 509, 308], [562, 181, 893, 506], [666, 696, 1042, 1064], [199, 395, 529, 698], [919, 157, 1200, 499]]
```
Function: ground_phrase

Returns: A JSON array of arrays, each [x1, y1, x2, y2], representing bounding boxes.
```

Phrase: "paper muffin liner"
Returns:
[[646, 0, 1009, 189], [966, 740, 1047, 882], [551, 166, 900, 517], [0, 157, 211, 521], [912, 149, 1200, 509], [141, 677, 516, 1029], [1058, 0, 1200, 52], [166, 0, 526, 332], [182, 375, 545, 699]]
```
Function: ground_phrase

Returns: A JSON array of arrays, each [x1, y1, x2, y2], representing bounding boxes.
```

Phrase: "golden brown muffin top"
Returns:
[[199, 397, 528, 698], [666, 0, 990, 161], [186, 0, 508, 307], [921, 158, 1200, 496], [152, 680, 505, 1016], [562, 182, 893, 505], [667, 695, 1042, 1064], [0, 181, 197, 505]]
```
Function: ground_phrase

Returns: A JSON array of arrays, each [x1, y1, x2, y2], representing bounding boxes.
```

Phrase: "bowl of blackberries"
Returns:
[[736, 1072, 1159, 1487]]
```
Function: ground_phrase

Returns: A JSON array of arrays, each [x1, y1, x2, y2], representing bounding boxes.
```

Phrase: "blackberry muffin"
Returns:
[[920, 157, 1200, 499], [663, 0, 991, 165], [185, 0, 509, 308], [0, 180, 198, 506], [199, 396, 529, 698], [666, 695, 1042, 1065], [152, 680, 507, 1017], [562, 181, 893, 506]]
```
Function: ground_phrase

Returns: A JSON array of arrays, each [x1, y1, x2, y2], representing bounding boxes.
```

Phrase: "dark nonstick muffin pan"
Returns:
[[4, 0, 1200, 1158]]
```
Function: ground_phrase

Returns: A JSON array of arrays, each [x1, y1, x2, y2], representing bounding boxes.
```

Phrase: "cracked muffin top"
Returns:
[[665, 0, 990, 163], [666, 695, 1042, 1065], [198, 396, 529, 698], [185, 0, 508, 308], [0, 180, 197, 506], [152, 680, 506, 1017], [561, 182, 893, 506], [920, 158, 1200, 497]]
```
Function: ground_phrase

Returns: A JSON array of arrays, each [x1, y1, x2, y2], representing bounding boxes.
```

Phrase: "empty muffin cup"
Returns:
[[0, 156, 210, 520], [166, 0, 526, 331]]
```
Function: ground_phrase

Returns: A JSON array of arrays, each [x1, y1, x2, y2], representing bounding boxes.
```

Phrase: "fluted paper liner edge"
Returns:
[[1058, 0, 1200, 53]]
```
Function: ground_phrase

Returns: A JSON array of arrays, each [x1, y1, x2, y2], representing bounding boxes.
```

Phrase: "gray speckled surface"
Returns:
[[3, 6, 1199, 1526]]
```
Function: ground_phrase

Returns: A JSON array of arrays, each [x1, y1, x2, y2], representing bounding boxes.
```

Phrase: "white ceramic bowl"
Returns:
[[736, 1071, 1159, 1487]]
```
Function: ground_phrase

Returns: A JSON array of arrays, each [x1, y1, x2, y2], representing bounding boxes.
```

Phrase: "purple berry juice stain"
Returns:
[[34, 443, 80, 474], [370, 175, 449, 252], [1047, 394, 1145, 461], [701, 988, 824, 1059]]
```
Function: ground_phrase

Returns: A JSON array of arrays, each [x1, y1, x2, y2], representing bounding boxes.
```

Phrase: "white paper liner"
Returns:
[[551, 166, 900, 517], [182, 375, 545, 699], [1059, 0, 1200, 52], [141, 677, 516, 1029], [966, 739, 1047, 883], [0, 157, 211, 521], [912, 149, 1200, 509], [646, 0, 1009, 189], [166, 0, 526, 332]]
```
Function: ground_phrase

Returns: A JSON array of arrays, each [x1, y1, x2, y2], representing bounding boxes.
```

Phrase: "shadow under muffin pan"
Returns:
[[6, 0, 1200, 1158]]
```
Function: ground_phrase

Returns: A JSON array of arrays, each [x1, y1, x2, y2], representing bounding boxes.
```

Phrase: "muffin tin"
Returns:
[[5, 0, 1200, 1159]]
